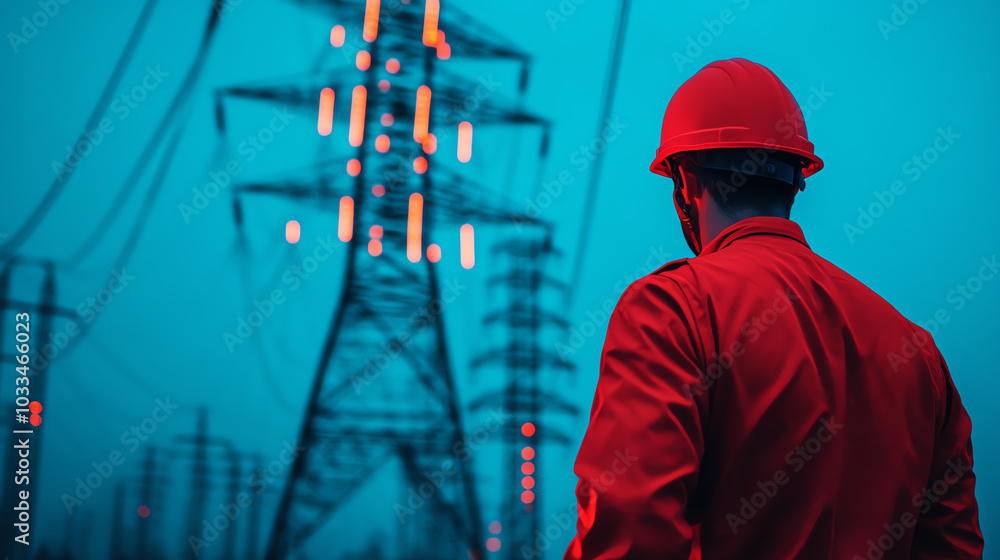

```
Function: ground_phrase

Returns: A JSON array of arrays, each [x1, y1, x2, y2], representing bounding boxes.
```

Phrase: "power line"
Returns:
[[62, 0, 226, 269], [0, 0, 159, 261], [565, 0, 632, 306]]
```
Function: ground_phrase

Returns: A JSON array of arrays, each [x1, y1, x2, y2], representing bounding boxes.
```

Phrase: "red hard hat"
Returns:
[[649, 58, 823, 178]]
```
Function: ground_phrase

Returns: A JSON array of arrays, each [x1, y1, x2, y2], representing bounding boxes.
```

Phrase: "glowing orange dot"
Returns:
[[285, 220, 301, 244], [369, 225, 383, 239], [413, 156, 427, 174], [427, 243, 441, 262], [29, 414, 41, 426], [522, 476, 535, 489], [378, 79, 390, 92], [347, 159, 361, 176], [386, 58, 400, 73], [138, 505, 150, 518], [521, 490, 534, 504], [381, 113, 394, 126], [486, 538, 501, 552], [330, 25, 345, 47], [29, 401, 42, 413], [356, 50, 371, 71], [375, 134, 390, 153], [368, 239, 382, 256], [521, 422, 535, 437], [521, 446, 534, 460], [372, 184, 385, 197], [488, 520, 501, 534], [422, 133, 437, 154], [521, 462, 534, 475]]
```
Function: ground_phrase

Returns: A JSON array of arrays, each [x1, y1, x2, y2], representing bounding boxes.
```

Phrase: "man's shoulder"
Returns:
[[618, 258, 697, 311], [651, 257, 691, 276]]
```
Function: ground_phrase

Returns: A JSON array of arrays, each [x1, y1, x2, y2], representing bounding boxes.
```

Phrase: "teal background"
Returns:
[[1, 0, 997, 557]]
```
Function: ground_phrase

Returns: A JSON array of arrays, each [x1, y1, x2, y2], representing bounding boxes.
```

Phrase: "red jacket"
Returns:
[[564, 217, 982, 559]]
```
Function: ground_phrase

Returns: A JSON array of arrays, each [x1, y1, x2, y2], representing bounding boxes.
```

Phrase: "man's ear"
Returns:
[[675, 163, 697, 206]]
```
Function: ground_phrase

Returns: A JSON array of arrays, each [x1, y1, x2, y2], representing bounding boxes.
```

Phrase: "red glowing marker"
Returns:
[[422, 0, 439, 46], [435, 31, 450, 60], [521, 490, 534, 504], [413, 156, 428, 174], [460, 224, 475, 269], [407, 193, 423, 262], [285, 220, 300, 244], [413, 85, 431, 142], [368, 239, 382, 256], [339, 196, 354, 242], [522, 476, 535, 489], [378, 79, 390, 92], [521, 422, 535, 437], [369, 225, 383, 239], [330, 25, 345, 47], [521, 462, 534, 475], [363, 0, 380, 42], [349, 85, 367, 147], [317, 88, 335, 136], [422, 133, 437, 154], [486, 538, 501, 552], [457, 121, 472, 162], [375, 134, 390, 153], [488, 521, 501, 534], [520, 446, 534, 460], [386, 58, 400, 73], [372, 184, 385, 197], [138, 506, 150, 518], [347, 159, 361, 176], [381, 113, 394, 126], [356, 50, 371, 71], [427, 243, 441, 262]]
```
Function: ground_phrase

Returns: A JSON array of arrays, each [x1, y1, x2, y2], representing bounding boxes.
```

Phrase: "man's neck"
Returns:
[[697, 206, 788, 249]]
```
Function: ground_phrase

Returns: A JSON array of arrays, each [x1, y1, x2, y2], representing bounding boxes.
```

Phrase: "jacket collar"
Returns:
[[698, 216, 810, 256]]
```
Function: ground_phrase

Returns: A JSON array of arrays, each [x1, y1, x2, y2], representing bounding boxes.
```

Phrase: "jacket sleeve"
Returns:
[[564, 274, 709, 560], [910, 347, 983, 559]]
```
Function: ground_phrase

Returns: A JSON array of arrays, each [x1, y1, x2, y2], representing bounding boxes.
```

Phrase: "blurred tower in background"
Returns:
[[471, 230, 577, 558], [0, 259, 63, 560], [211, 0, 554, 557]]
